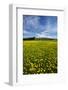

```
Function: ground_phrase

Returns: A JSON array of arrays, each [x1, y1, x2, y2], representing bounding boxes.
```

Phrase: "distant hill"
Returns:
[[23, 37, 57, 40]]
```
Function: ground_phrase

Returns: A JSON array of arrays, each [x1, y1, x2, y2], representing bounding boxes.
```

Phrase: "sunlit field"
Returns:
[[23, 39, 57, 75]]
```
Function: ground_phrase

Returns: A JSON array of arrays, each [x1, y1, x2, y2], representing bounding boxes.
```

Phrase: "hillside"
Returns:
[[23, 37, 57, 40]]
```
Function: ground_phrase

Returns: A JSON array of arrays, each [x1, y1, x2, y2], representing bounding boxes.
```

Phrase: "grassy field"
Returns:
[[23, 40, 57, 75]]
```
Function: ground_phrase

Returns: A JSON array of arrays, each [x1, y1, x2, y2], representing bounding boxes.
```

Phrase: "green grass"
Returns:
[[23, 40, 57, 75]]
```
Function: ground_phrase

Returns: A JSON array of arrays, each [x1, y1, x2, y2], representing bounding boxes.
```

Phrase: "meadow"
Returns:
[[23, 39, 57, 75]]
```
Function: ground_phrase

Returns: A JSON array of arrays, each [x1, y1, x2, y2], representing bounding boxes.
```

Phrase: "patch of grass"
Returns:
[[23, 40, 57, 75]]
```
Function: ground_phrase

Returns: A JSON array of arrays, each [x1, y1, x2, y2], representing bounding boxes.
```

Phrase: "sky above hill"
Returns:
[[23, 15, 57, 39]]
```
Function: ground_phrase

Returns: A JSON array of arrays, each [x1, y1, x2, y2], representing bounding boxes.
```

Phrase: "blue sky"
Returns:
[[23, 15, 57, 39]]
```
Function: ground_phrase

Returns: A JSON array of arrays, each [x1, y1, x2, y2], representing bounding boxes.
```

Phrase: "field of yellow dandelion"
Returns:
[[23, 40, 57, 75]]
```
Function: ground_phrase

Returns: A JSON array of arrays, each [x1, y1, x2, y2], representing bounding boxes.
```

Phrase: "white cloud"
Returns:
[[24, 16, 40, 31], [36, 19, 57, 39], [23, 30, 30, 34], [36, 27, 57, 38], [36, 32, 57, 38]]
